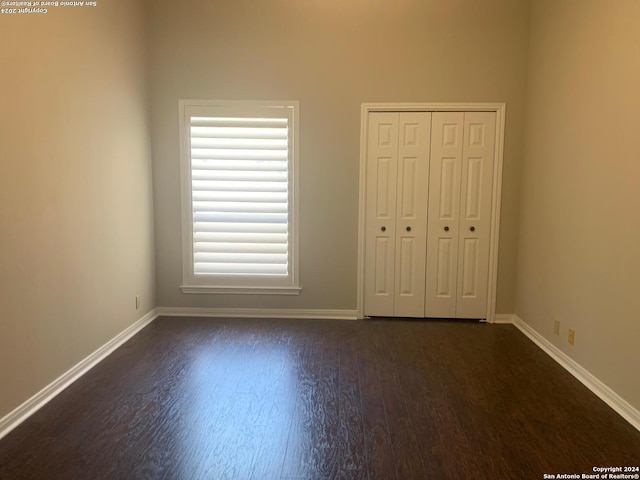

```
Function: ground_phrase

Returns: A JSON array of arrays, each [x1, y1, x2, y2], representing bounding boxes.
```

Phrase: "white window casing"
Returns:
[[179, 100, 300, 295]]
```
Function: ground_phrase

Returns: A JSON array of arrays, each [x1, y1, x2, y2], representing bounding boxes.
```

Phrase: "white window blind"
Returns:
[[179, 100, 300, 294], [190, 116, 289, 276]]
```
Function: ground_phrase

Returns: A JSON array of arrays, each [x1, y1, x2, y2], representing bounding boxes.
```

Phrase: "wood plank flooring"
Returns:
[[0, 317, 638, 479]]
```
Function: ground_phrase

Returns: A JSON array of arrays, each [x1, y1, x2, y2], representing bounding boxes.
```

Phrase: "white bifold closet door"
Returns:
[[425, 111, 496, 318], [364, 112, 431, 317]]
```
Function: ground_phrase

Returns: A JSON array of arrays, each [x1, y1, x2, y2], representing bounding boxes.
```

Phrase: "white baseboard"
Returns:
[[508, 314, 640, 432], [0, 309, 158, 441], [493, 313, 515, 324], [156, 307, 359, 320]]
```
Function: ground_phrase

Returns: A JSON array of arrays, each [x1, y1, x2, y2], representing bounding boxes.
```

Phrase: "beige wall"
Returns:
[[149, 0, 530, 312], [0, 1, 155, 417], [517, 1, 640, 410]]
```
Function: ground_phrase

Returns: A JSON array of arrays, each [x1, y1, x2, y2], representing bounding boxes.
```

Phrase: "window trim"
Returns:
[[178, 99, 301, 295]]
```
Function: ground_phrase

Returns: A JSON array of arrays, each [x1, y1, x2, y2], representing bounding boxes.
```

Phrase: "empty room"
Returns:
[[0, 0, 639, 478]]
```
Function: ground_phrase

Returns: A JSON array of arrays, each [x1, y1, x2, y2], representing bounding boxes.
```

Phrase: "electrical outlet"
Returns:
[[568, 328, 575, 345], [135, 295, 141, 310], [554, 319, 560, 335]]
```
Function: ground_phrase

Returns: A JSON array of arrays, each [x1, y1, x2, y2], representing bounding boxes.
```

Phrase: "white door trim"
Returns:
[[357, 103, 506, 322]]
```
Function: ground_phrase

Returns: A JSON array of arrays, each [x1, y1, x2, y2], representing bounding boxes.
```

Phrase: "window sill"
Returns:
[[180, 285, 302, 295]]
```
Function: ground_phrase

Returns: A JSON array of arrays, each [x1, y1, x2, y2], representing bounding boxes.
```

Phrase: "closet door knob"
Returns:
[[470, 226, 476, 232], [444, 226, 449, 232], [406, 226, 411, 232], [381, 226, 386, 232]]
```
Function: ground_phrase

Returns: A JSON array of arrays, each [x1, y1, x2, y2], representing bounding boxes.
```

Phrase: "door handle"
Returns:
[[406, 226, 411, 232], [470, 226, 476, 232], [444, 226, 449, 232], [381, 226, 386, 232]]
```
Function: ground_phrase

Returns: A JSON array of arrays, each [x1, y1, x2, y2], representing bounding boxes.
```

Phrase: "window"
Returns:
[[179, 100, 300, 294]]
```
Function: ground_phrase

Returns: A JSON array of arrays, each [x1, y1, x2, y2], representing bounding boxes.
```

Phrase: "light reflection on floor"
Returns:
[[176, 333, 298, 479]]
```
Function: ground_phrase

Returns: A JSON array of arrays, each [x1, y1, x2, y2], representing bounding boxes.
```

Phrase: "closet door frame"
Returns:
[[357, 103, 506, 323]]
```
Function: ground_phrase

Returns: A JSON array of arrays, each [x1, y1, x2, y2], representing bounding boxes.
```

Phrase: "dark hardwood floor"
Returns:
[[0, 317, 638, 479]]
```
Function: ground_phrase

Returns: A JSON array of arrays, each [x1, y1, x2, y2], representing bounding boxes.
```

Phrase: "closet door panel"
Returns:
[[456, 112, 496, 318], [393, 113, 430, 317], [364, 113, 399, 316], [425, 112, 464, 318]]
